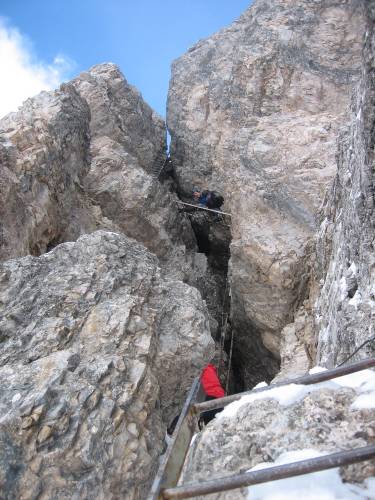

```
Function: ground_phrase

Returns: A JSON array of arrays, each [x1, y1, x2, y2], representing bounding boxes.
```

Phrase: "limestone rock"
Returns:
[[274, 302, 315, 382], [0, 63, 199, 285], [182, 374, 375, 499], [70, 64, 202, 281], [0, 83, 99, 261], [314, 1, 375, 367], [168, 0, 365, 386], [0, 231, 214, 499]]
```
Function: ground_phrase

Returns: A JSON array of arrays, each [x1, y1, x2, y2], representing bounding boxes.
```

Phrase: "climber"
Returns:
[[192, 188, 209, 207], [192, 189, 224, 210], [206, 191, 224, 210], [199, 363, 225, 426], [166, 364, 225, 439]]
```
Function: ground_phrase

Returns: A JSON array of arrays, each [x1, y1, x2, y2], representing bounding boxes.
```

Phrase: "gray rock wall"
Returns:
[[314, 1, 375, 367], [0, 64, 218, 498], [0, 64, 200, 285], [167, 0, 365, 386], [0, 231, 214, 499], [0, 84, 97, 261]]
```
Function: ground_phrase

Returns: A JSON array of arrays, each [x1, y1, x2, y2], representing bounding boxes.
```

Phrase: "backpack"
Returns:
[[207, 191, 224, 209]]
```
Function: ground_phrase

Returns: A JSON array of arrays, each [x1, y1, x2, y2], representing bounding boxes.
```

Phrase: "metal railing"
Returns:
[[176, 200, 231, 217], [162, 445, 375, 499], [149, 357, 375, 499], [194, 357, 375, 414]]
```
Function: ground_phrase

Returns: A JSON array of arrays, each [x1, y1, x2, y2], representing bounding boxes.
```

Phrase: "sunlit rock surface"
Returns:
[[168, 0, 365, 386], [0, 83, 97, 261], [0, 63, 199, 284], [0, 231, 214, 499]]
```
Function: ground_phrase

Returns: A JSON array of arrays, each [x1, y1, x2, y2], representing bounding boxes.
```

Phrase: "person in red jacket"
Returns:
[[166, 364, 225, 438], [199, 364, 225, 426]]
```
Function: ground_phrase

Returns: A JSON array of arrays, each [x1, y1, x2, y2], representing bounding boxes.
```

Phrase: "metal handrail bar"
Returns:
[[194, 357, 375, 414], [148, 377, 202, 499], [162, 444, 375, 499], [176, 201, 231, 217]]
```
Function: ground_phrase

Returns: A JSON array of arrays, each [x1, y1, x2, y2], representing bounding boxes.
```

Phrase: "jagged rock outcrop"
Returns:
[[168, 0, 365, 387], [176, 4, 375, 497], [0, 64, 200, 284], [0, 231, 214, 499], [278, 0, 375, 375], [0, 84, 98, 261], [314, 2, 375, 367], [182, 370, 375, 498], [72, 64, 198, 278]]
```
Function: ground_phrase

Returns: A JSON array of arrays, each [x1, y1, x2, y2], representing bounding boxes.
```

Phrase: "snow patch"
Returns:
[[217, 385, 312, 419], [339, 276, 347, 300], [217, 368, 375, 419], [352, 393, 375, 409], [348, 290, 362, 309], [332, 369, 375, 390], [348, 262, 357, 275], [246, 449, 374, 499], [309, 366, 327, 375]]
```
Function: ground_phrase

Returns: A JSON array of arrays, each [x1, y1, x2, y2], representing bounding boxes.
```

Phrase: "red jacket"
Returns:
[[200, 364, 225, 398]]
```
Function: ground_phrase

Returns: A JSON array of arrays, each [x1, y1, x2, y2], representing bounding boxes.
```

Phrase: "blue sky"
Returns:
[[0, 0, 252, 118]]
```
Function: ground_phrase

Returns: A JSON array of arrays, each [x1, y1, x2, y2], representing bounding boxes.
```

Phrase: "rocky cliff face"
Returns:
[[0, 231, 214, 499], [0, 63, 218, 498], [0, 0, 374, 497], [0, 64, 199, 283], [71, 64, 198, 277], [0, 84, 96, 261], [168, 0, 365, 387], [314, 3, 375, 367], [178, 2, 375, 496]]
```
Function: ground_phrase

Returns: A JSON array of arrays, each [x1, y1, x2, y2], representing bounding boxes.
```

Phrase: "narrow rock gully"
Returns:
[[161, 166, 280, 395]]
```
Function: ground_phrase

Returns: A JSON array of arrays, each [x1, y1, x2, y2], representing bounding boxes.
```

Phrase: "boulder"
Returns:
[[0, 231, 214, 499]]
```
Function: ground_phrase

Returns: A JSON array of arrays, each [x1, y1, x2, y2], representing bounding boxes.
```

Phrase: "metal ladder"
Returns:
[[149, 357, 375, 499], [151, 158, 169, 179]]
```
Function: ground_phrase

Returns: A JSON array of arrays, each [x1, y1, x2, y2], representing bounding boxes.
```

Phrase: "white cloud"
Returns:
[[0, 18, 75, 118]]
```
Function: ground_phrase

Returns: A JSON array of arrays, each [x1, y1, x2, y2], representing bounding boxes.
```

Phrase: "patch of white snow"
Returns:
[[348, 262, 357, 275], [247, 449, 374, 499], [217, 368, 375, 419], [351, 392, 375, 410], [216, 384, 309, 420], [348, 290, 362, 309], [332, 369, 375, 390], [339, 276, 347, 300], [309, 366, 327, 375]]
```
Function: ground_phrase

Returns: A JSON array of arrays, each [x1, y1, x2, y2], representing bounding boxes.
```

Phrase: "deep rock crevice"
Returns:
[[180, 203, 280, 393]]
